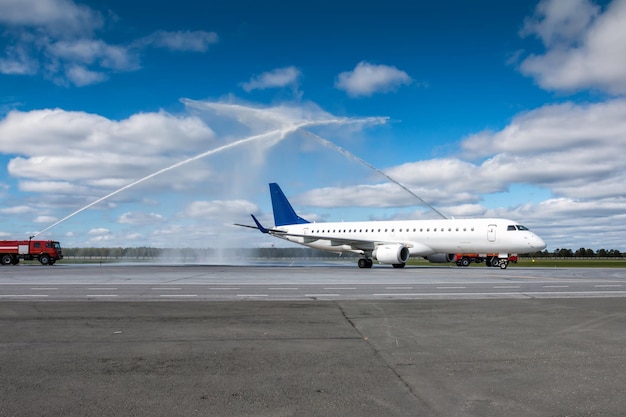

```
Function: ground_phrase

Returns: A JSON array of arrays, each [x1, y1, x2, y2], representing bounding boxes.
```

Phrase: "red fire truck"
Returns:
[[0, 239, 63, 266]]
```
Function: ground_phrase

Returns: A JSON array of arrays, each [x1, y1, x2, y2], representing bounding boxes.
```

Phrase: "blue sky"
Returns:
[[1, 0, 625, 251]]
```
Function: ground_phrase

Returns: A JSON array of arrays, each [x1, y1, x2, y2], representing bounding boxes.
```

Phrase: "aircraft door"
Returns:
[[487, 224, 497, 242]]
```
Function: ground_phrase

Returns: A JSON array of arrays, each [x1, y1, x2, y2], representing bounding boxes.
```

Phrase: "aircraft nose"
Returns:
[[532, 233, 547, 251]]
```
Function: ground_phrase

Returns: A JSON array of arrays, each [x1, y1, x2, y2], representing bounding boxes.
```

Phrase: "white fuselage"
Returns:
[[274, 218, 546, 257]]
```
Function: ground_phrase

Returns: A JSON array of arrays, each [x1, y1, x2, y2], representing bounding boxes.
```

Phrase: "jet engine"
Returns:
[[373, 244, 410, 264], [424, 253, 455, 263]]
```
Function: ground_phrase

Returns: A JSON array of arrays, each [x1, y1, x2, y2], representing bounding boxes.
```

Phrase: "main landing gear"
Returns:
[[358, 258, 374, 268], [357, 258, 406, 269]]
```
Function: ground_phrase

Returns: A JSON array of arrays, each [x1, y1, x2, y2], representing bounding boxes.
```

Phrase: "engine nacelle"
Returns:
[[373, 244, 410, 264], [425, 253, 455, 263]]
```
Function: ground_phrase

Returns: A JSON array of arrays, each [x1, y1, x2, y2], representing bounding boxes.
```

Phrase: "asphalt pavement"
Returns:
[[2, 298, 625, 417]]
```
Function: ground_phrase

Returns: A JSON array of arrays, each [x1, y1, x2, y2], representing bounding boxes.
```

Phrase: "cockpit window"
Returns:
[[508, 224, 530, 231]]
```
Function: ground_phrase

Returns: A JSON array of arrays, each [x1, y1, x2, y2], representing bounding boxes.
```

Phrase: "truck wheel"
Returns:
[[460, 257, 470, 267], [39, 254, 50, 265], [1, 254, 13, 265]]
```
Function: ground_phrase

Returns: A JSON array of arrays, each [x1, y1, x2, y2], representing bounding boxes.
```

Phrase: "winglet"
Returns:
[[269, 183, 310, 226], [251, 214, 270, 234]]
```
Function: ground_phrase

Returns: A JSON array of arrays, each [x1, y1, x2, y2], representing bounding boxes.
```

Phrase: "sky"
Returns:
[[1, 0, 625, 252]]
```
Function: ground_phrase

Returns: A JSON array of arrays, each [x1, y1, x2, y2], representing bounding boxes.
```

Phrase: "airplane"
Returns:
[[237, 183, 547, 269]]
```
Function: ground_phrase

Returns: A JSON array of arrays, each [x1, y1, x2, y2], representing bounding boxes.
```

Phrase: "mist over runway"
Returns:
[[1, 263, 625, 301]]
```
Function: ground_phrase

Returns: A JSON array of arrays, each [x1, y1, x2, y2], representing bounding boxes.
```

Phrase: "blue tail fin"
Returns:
[[269, 183, 310, 226]]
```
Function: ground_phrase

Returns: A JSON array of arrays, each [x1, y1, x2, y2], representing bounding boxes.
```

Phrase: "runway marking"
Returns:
[[88, 288, 118, 290], [237, 294, 268, 297], [159, 294, 198, 297], [324, 287, 357, 290], [305, 294, 340, 297], [0, 294, 49, 298], [373, 291, 626, 298], [595, 285, 622, 288], [386, 287, 413, 290], [31, 288, 58, 290], [86, 295, 118, 297]]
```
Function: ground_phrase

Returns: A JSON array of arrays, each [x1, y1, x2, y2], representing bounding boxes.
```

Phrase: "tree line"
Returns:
[[62, 246, 623, 259], [532, 248, 623, 258]]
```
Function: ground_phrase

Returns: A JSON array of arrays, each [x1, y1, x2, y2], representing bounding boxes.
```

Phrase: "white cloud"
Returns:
[[241, 66, 301, 92], [461, 99, 626, 199], [519, 0, 626, 94], [34, 215, 58, 223], [0, 0, 103, 36], [118, 212, 166, 225], [65, 65, 107, 86], [183, 200, 258, 219], [0, 1, 218, 86], [19, 180, 91, 194], [88, 227, 110, 236], [335, 61, 412, 97], [0, 205, 36, 215], [137, 30, 218, 52]]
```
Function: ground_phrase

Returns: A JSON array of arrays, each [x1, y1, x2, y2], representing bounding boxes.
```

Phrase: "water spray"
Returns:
[[299, 129, 448, 219], [32, 116, 386, 237], [33, 124, 302, 237]]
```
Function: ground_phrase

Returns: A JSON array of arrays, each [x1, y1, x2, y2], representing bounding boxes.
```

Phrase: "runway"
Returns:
[[1, 263, 625, 300], [2, 263, 625, 416]]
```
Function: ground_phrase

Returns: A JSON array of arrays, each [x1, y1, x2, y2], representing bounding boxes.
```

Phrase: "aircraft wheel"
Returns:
[[358, 259, 368, 269], [392, 263, 406, 269]]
